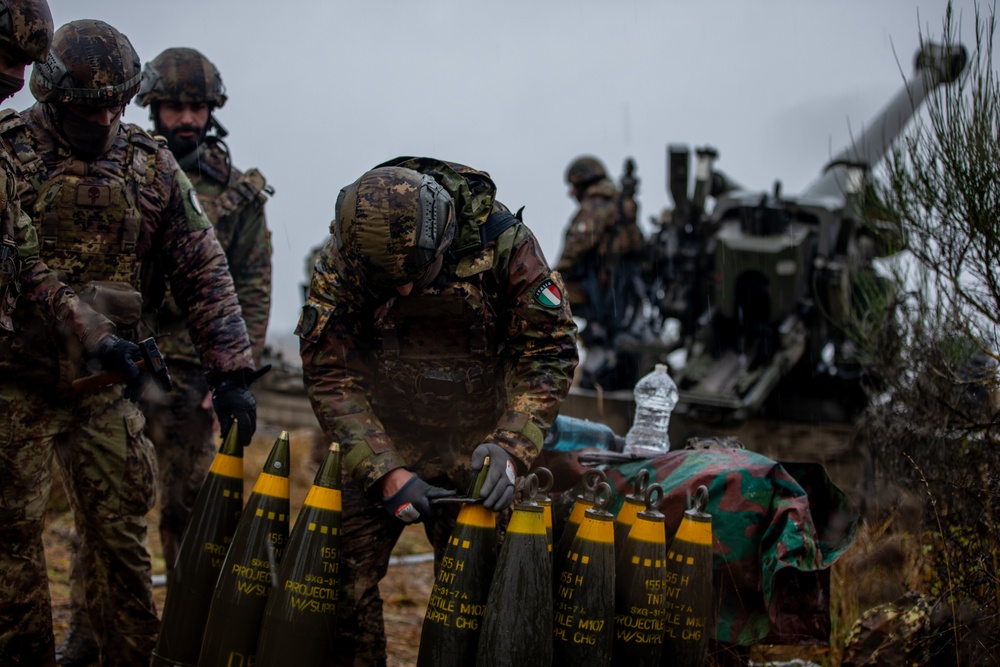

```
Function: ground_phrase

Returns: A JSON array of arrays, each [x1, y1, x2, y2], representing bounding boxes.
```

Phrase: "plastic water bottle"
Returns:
[[624, 364, 678, 456]]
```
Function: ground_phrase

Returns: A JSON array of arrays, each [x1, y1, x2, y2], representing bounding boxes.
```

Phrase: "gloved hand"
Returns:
[[383, 474, 456, 523], [208, 366, 270, 448], [97, 334, 145, 402], [472, 443, 517, 511]]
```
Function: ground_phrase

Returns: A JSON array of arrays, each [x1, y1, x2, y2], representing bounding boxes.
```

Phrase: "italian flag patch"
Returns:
[[533, 279, 563, 308]]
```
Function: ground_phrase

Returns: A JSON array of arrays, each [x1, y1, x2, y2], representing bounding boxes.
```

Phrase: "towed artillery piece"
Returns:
[[570, 42, 969, 434]]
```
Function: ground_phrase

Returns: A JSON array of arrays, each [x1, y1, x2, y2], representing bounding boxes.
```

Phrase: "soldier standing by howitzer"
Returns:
[[556, 155, 645, 390], [53, 46, 275, 666], [0, 20, 261, 667], [299, 157, 578, 666]]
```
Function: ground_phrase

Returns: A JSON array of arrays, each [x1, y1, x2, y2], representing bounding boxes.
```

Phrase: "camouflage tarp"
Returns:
[[546, 447, 858, 646]]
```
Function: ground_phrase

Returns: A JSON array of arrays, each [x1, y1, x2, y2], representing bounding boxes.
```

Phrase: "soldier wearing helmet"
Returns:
[[122, 45, 271, 603], [556, 155, 646, 389], [0, 20, 261, 667], [0, 0, 127, 361], [299, 157, 578, 666]]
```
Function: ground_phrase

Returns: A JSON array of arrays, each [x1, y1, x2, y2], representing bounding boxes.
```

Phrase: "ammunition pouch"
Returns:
[[77, 280, 143, 338], [375, 360, 499, 427]]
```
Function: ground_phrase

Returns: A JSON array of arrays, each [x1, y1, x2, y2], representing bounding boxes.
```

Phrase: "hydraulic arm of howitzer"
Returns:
[[802, 42, 968, 205]]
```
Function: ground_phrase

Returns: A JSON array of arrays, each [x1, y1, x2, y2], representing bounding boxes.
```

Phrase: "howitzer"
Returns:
[[642, 41, 968, 424]]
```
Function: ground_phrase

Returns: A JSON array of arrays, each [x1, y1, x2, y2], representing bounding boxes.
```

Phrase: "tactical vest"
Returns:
[[197, 167, 269, 227], [0, 110, 160, 333], [371, 272, 501, 429]]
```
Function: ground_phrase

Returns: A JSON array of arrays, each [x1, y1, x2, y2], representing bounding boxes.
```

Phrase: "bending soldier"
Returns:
[[0, 20, 259, 667], [299, 158, 578, 666]]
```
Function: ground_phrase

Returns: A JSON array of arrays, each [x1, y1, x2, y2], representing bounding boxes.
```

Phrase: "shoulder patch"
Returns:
[[299, 304, 319, 336], [188, 188, 206, 217], [533, 279, 563, 308], [177, 169, 212, 231]]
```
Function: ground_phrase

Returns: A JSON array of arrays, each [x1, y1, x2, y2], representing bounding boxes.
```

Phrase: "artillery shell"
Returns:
[[255, 443, 343, 667], [477, 475, 552, 667], [151, 423, 245, 667], [661, 486, 713, 667], [417, 506, 497, 665], [197, 431, 291, 667], [553, 482, 616, 667], [612, 484, 667, 666]]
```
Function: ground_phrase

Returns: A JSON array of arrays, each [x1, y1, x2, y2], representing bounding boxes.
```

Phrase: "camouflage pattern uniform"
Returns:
[[132, 47, 273, 580], [0, 20, 254, 667], [555, 158, 644, 317], [298, 157, 578, 666]]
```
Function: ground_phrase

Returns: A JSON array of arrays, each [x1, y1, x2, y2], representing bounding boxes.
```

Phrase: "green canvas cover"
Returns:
[[547, 448, 858, 646]]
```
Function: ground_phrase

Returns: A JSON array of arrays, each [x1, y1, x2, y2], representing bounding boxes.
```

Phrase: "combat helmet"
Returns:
[[134, 47, 227, 109], [0, 0, 53, 64], [29, 19, 141, 107], [334, 166, 455, 291], [565, 155, 607, 188]]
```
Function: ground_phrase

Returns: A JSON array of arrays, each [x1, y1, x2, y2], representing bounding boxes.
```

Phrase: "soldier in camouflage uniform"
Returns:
[[0, 20, 260, 667], [55, 47, 275, 666], [134, 45, 272, 582], [0, 0, 128, 366], [555, 155, 645, 389], [299, 158, 578, 666]]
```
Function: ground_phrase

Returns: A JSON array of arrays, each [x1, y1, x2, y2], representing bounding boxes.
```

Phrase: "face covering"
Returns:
[[59, 109, 121, 159], [0, 72, 24, 100]]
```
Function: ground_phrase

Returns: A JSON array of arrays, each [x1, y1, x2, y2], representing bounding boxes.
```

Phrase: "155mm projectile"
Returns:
[[661, 485, 714, 666], [613, 483, 667, 666], [255, 442, 343, 667], [477, 473, 552, 667], [197, 432, 291, 667], [151, 423, 245, 667], [553, 481, 616, 667], [417, 458, 498, 667]]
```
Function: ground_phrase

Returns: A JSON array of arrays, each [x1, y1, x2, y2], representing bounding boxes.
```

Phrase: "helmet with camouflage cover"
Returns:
[[134, 47, 227, 109], [334, 166, 455, 290], [0, 0, 53, 64], [29, 19, 141, 107], [565, 155, 607, 188]]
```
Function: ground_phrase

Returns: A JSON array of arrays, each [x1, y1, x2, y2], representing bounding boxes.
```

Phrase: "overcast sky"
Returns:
[[14, 0, 992, 350]]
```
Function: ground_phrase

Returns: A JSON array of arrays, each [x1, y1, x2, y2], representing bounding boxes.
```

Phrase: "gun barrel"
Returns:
[[802, 42, 968, 200]]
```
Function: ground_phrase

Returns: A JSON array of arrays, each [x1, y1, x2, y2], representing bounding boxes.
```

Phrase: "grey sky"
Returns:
[[15, 0, 989, 347]]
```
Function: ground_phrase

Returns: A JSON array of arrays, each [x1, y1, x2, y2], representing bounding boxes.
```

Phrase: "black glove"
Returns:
[[383, 475, 456, 523], [208, 366, 270, 448], [97, 334, 145, 402], [472, 443, 517, 511]]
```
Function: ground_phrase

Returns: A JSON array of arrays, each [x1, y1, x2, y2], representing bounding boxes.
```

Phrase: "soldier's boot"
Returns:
[[54, 611, 99, 667]]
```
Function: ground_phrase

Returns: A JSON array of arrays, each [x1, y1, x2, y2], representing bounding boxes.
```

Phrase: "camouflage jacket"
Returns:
[[0, 103, 253, 385], [299, 159, 579, 492], [0, 136, 113, 346], [154, 141, 272, 366], [555, 178, 644, 290]]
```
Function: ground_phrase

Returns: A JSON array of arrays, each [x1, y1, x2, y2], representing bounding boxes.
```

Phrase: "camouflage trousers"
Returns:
[[64, 364, 217, 645], [0, 382, 158, 667]]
